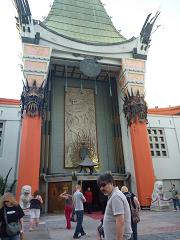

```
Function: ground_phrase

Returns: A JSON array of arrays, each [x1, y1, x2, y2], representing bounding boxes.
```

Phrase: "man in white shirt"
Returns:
[[97, 173, 132, 240]]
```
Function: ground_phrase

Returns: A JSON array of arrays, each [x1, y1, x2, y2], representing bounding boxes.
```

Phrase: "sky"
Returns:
[[0, 0, 180, 108]]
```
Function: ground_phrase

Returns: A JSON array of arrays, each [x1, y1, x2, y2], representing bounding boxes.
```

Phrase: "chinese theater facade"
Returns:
[[14, 0, 159, 212]]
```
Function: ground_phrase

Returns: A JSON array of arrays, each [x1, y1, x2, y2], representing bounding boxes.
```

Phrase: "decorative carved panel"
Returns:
[[23, 44, 51, 58], [24, 61, 47, 72], [22, 44, 52, 88], [64, 87, 98, 168], [124, 59, 145, 71], [127, 73, 144, 82]]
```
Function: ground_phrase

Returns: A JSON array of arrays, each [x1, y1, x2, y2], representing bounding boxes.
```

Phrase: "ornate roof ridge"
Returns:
[[43, 0, 127, 44]]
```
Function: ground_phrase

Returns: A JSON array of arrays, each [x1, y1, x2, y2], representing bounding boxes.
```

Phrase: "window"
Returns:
[[156, 151, 161, 156], [153, 129, 157, 134], [162, 151, 167, 156], [151, 151, 154, 156], [147, 127, 168, 157], [158, 129, 163, 135], [0, 121, 5, 157], [154, 136, 158, 141], [155, 144, 159, 149]]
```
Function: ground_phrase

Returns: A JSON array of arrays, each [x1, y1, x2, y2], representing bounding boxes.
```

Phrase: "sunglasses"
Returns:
[[4, 201, 10, 203], [98, 182, 108, 188]]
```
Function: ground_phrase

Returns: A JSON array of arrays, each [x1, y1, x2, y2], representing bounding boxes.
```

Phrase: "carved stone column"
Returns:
[[16, 44, 51, 199], [119, 58, 155, 206]]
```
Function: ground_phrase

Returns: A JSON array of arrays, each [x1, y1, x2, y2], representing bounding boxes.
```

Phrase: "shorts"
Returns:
[[30, 209, 40, 219]]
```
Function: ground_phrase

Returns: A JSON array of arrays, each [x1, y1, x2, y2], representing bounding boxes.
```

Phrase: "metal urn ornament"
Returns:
[[79, 156, 98, 175]]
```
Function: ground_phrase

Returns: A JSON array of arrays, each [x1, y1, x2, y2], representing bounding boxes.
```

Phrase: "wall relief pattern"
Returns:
[[64, 87, 98, 168]]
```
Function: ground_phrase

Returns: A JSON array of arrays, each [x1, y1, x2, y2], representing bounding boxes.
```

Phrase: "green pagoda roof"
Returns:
[[43, 0, 126, 45]]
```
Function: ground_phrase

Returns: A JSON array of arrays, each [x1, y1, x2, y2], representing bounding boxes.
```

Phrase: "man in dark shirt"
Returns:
[[169, 184, 180, 210]]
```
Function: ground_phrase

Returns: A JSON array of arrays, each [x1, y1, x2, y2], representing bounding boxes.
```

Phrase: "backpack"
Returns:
[[129, 197, 140, 224], [125, 192, 140, 224]]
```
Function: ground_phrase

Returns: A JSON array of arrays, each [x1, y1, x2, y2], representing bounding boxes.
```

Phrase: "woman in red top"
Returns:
[[84, 187, 93, 214]]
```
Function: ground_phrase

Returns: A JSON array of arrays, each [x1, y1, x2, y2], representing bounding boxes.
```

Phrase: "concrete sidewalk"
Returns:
[[23, 210, 180, 240]]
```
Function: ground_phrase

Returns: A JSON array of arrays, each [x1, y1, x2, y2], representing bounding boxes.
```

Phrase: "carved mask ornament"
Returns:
[[123, 90, 148, 126], [21, 80, 45, 117]]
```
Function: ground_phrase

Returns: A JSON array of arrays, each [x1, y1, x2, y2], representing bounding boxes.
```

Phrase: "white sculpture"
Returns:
[[19, 185, 32, 214], [150, 180, 170, 211]]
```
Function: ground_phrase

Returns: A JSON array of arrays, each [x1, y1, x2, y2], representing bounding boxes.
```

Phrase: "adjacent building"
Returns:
[[0, 98, 21, 185], [148, 106, 180, 195]]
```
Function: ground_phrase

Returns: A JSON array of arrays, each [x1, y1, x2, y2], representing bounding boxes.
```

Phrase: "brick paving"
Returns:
[[23, 210, 180, 240]]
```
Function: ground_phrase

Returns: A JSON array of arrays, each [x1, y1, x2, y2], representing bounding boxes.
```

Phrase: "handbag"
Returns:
[[97, 218, 104, 239], [129, 199, 140, 224], [4, 207, 21, 236], [20, 231, 24, 240]]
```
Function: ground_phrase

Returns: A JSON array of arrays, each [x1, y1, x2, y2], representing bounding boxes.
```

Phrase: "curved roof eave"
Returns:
[[39, 21, 136, 46]]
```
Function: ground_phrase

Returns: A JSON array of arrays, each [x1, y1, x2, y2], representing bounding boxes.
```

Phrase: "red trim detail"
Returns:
[[0, 98, 20, 106], [148, 106, 180, 115]]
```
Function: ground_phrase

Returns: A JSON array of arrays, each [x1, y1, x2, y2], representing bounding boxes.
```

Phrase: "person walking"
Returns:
[[59, 190, 73, 229], [121, 186, 140, 240], [72, 184, 86, 239], [0, 192, 24, 240], [29, 190, 43, 231], [97, 173, 132, 240], [84, 187, 93, 214], [169, 184, 180, 211]]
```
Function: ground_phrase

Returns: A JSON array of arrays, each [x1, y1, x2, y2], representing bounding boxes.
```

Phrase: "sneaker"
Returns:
[[73, 235, 81, 239], [81, 232, 86, 236]]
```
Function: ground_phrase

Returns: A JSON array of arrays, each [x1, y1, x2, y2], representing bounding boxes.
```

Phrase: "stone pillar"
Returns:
[[119, 58, 155, 206], [130, 122, 155, 205], [17, 116, 42, 199], [16, 44, 51, 199]]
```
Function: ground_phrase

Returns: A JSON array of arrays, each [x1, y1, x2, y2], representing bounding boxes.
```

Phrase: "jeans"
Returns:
[[74, 210, 85, 237], [173, 198, 180, 210], [2, 234, 20, 240], [131, 222, 137, 240]]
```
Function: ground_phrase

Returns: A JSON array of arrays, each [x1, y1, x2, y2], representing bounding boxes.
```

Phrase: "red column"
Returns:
[[16, 115, 42, 199], [130, 122, 155, 206]]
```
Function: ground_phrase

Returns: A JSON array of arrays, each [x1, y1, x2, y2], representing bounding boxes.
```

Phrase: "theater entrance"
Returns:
[[82, 180, 101, 212], [82, 180, 110, 213], [82, 179, 124, 213]]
